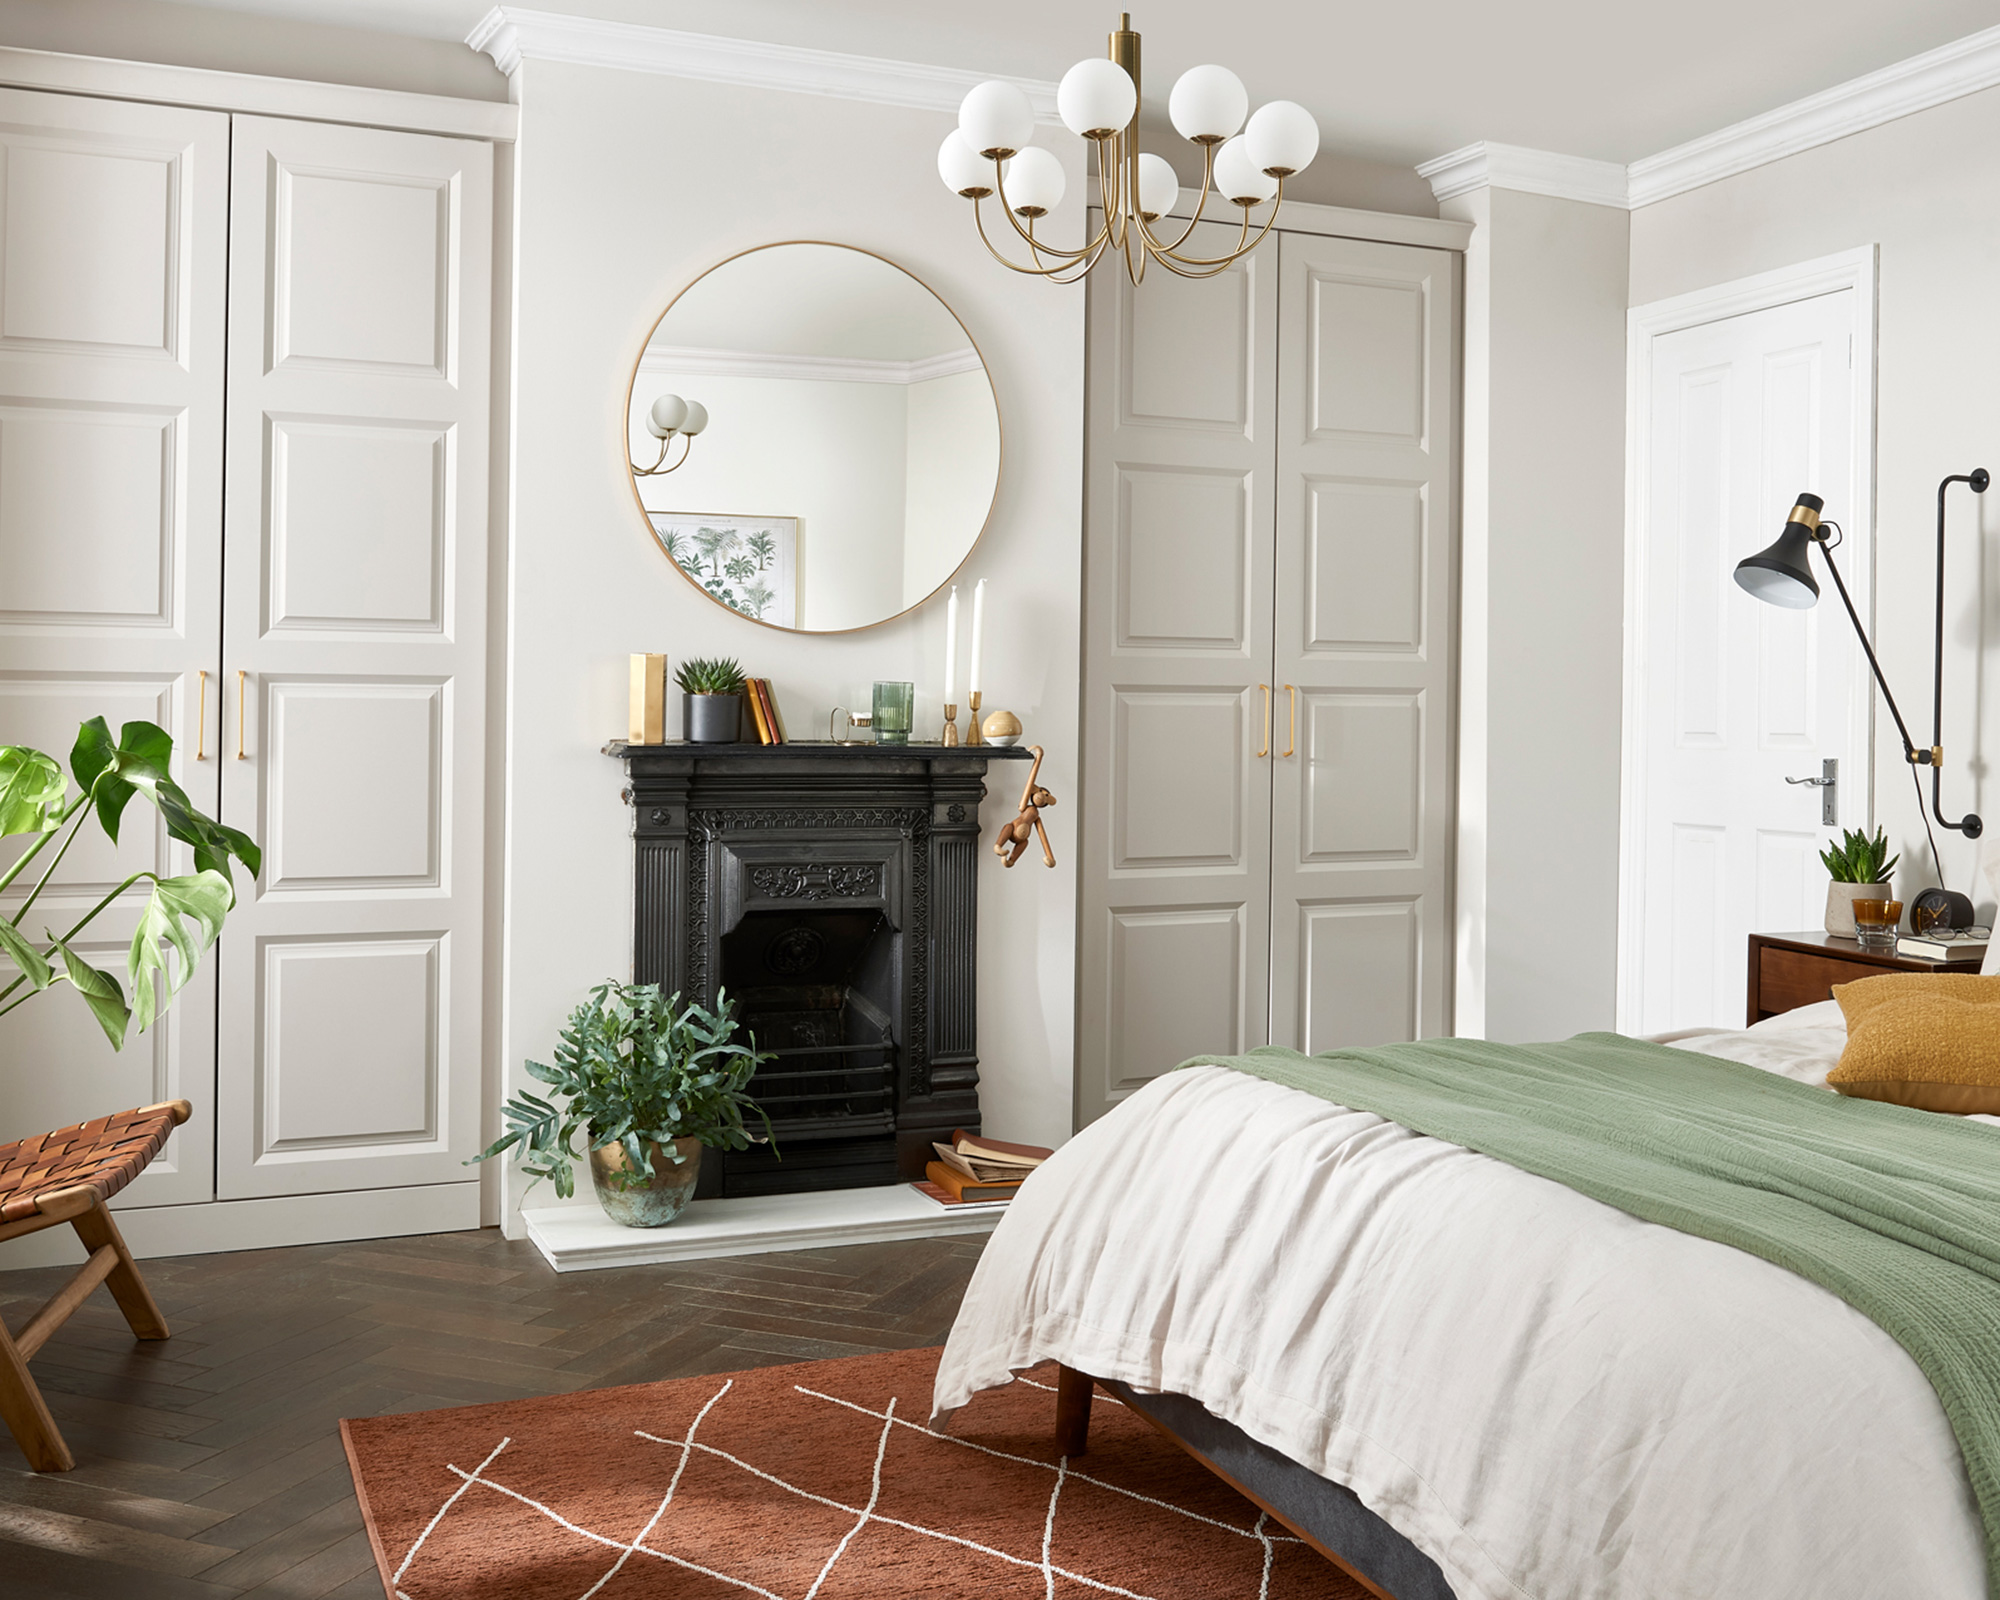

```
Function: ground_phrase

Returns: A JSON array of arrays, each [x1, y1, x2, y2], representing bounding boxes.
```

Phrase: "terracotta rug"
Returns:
[[342, 1345, 1367, 1599]]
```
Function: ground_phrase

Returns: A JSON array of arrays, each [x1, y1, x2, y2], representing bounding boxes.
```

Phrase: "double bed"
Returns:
[[932, 999, 1998, 1599]]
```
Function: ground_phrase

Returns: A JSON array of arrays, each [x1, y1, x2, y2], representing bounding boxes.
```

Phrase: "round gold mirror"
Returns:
[[625, 243, 1001, 633]]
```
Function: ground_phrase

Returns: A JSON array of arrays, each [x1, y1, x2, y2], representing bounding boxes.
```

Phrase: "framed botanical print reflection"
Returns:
[[648, 513, 799, 627]]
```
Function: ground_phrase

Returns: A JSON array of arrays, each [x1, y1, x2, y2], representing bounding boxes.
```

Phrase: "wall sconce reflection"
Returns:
[[633, 393, 709, 475]]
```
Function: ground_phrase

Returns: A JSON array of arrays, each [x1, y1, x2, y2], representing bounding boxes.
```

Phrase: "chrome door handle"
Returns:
[[1785, 758, 1837, 825]]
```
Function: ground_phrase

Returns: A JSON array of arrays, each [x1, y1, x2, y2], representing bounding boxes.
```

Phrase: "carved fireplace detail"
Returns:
[[608, 742, 1030, 1198]]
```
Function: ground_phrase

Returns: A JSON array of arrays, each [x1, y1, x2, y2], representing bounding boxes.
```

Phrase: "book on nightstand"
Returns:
[[1897, 933, 1989, 960]]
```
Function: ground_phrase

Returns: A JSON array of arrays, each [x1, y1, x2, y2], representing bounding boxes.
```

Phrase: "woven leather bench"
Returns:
[[0, 1099, 190, 1471]]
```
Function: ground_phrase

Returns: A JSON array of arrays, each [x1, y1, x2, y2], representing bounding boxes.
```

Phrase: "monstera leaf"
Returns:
[[127, 871, 232, 1035], [0, 748, 66, 838]]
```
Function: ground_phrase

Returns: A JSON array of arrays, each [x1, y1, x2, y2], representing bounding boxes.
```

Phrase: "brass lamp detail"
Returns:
[[632, 393, 709, 476], [938, 13, 1320, 285]]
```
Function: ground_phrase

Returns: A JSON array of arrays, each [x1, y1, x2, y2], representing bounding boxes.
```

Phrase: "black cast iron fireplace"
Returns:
[[607, 740, 1030, 1198]]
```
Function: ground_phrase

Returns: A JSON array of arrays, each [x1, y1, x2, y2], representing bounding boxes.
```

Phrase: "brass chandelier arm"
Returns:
[[972, 200, 1112, 281], [1143, 182, 1281, 269], [631, 433, 693, 477], [1137, 143, 1220, 256]]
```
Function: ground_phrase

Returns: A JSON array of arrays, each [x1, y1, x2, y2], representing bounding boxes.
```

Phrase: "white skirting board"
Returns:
[[0, 1182, 483, 1270], [522, 1185, 1006, 1272]]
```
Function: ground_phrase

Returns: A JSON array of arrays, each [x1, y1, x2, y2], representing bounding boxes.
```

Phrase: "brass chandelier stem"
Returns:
[[631, 433, 693, 477]]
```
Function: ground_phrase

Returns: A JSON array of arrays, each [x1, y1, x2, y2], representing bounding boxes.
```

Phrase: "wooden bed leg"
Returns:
[[1054, 1363, 1094, 1457]]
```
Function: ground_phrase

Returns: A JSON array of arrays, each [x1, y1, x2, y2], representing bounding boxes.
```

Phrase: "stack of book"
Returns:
[[1897, 930, 1990, 961], [744, 677, 786, 744], [915, 1130, 1052, 1206]]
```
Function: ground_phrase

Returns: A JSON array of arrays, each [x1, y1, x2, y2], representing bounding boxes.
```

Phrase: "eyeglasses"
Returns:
[[1911, 925, 1992, 943]]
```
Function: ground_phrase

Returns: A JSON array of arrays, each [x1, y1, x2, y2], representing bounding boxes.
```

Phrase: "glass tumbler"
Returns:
[[1851, 897, 1903, 953], [871, 681, 914, 745]]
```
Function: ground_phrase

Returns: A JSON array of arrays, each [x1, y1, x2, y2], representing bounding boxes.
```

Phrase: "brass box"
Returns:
[[629, 653, 668, 743]]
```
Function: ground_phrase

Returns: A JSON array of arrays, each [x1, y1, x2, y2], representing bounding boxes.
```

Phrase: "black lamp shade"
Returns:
[[1733, 494, 1823, 609]]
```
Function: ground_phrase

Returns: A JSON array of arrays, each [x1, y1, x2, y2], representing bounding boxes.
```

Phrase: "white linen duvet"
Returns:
[[934, 1005, 1992, 1600]]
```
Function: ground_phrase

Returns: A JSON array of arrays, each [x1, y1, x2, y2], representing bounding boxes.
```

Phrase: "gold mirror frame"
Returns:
[[623, 241, 1004, 636]]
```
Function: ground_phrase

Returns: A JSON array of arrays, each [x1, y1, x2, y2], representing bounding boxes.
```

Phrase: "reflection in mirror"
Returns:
[[626, 243, 1000, 632]]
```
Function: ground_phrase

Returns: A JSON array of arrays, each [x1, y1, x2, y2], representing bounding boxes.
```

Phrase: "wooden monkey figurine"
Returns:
[[995, 745, 1057, 869]]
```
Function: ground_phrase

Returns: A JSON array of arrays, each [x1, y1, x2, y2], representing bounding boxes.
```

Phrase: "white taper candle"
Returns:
[[968, 579, 986, 696], [944, 585, 959, 703]]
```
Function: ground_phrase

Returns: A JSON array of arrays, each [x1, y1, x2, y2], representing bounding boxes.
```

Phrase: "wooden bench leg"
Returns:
[[1054, 1363, 1094, 1457], [0, 1312, 73, 1472], [69, 1201, 168, 1341]]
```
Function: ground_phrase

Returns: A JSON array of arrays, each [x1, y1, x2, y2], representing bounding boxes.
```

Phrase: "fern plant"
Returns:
[[1820, 826, 1898, 884], [471, 981, 774, 1198], [673, 657, 746, 695]]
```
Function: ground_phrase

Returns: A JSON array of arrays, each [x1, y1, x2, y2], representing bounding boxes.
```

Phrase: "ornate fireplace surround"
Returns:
[[608, 740, 1030, 1198]]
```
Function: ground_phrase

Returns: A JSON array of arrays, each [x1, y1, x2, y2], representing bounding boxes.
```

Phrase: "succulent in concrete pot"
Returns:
[[1820, 826, 1899, 937], [675, 656, 746, 743]]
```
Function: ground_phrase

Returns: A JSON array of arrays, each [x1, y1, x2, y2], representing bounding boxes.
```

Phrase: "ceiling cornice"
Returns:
[[1627, 21, 2000, 206], [464, 6, 1060, 123], [640, 345, 984, 386], [1416, 142, 1628, 209], [1424, 22, 2000, 212]]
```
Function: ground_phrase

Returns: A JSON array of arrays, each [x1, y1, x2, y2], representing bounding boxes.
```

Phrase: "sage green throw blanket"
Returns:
[[1187, 1031, 2000, 1594]]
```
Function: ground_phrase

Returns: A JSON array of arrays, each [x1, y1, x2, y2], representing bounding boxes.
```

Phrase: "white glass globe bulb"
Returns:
[[1169, 64, 1248, 144], [959, 79, 1035, 158], [679, 401, 709, 437], [647, 393, 687, 438], [1213, 136, 1278, 204], [1245, 100, 1319, 176], [1005, 146, 1065, 216], [1136, 152, 1181, 220], [1057, 57, 1137, 137], [937, 130, 994, 197]]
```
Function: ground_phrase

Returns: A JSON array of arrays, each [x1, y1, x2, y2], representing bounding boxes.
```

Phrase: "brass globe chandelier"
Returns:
[[631, 393, 708, 476], [937, 13, 1320, 283]]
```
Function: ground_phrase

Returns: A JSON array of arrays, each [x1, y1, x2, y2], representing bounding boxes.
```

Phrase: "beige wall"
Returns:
[[0, 0, 507, 100], [1449, 186, 1631, 1042], [504, 60, 1087, 1223], [1630, 86, 2000, 922]]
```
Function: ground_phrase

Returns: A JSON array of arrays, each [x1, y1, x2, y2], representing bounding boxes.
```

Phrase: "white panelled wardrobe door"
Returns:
[[1075, 221, 1279, 1128], [0, 89, 229, 1207], [1266, 233, 1459, 1053], [1632, 291, 1860, 1032], [216, 116, 491, 1200]]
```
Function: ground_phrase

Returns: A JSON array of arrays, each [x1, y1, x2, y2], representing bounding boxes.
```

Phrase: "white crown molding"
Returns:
[[1628, 22, 2000, 205], [1417, 141, 1630, 209], [0, 44, 517, 141], [641, 344, 983, 386], [466, 7, 1060, 123]]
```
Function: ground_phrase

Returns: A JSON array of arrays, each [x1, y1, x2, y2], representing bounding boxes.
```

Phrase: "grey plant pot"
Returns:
[[685, 692, 742, 743], [1825, 880, 1891, 938]]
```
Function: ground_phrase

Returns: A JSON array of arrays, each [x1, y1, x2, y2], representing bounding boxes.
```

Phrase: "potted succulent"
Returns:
[[676, 656, 746, 744], [471, 980, 774, 1227], [1821, 826, 1899, 937]]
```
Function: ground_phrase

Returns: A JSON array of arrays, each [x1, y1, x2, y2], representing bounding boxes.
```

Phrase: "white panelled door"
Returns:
[[1630, 290, 1863, 1032], [216, 116, 491, 1199], [0, 88, 230, 1207]]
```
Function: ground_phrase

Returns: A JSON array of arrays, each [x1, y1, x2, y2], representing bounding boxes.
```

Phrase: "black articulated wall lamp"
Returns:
[[1732, 471, 1990, 846]]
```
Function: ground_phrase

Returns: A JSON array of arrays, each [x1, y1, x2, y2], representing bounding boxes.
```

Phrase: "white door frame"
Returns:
[[1617, 246, 1879, 1032]]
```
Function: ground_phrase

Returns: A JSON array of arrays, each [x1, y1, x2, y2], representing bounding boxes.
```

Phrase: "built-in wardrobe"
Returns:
[[0, 74, 499, 1255], [1076, 213, 1463, 1126]]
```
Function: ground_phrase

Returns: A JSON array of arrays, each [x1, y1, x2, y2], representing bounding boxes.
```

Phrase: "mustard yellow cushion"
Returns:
[[1826, 983, 2000, 1113]]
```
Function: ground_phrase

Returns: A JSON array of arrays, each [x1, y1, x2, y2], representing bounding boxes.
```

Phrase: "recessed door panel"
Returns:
[[1305, 478, 1425, 654], [217, 116, 488, 1200], [263, 679, 444, 892], [1111, 688, 1245, 869], [1755, 827, 1823, 936], [1295, 898, 1420, 1052], [272, 163, 451, 376], [259, 935, 442, 1156], [1300, 690, 1423, 863], [1117, 465, 1249, 649], [0, 404, 178, 627], [1123, 241, 1256, 431], [1309, 273, 1426, 445], [269, 417, 449, 634], [1106, 905, 1244, 1095]]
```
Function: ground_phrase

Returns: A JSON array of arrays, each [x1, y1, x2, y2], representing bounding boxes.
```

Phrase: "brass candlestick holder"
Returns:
[[942, 704, 960, 746], [965, 690, 984, 745]]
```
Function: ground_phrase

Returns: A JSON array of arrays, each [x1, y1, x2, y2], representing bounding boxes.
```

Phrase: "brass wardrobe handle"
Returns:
[[195, 671, 208, 761], [235, 669, 247, 760], [1282, 684, 1296, 758], [1257, 684, 1271, 758]]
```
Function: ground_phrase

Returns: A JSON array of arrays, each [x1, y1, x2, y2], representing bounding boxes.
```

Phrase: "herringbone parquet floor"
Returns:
[[0, 1227, 987, 1600]]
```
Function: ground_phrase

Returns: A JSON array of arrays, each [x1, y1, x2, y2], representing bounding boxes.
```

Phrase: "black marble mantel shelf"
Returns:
[[604, 740, 1033, 760]]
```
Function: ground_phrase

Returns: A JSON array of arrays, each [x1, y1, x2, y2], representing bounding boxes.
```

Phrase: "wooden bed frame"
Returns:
[[1054, 1364, 1414, 1600]]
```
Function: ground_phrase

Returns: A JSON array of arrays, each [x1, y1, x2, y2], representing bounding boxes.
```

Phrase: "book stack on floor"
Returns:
[[915, 1130, 1052, 1207], [744, 677, 786, 744]]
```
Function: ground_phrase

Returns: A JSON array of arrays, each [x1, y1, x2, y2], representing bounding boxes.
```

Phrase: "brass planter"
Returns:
[[588, 1135, 703, 1227]]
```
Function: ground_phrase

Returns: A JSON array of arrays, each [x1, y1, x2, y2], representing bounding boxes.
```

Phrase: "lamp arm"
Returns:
[[1813, 532, 1927, 768], [1929, 471, 1990, 838]]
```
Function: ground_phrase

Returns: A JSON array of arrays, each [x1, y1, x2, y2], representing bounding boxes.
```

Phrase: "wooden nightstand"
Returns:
[[1746, 931, 1984, 1025]]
